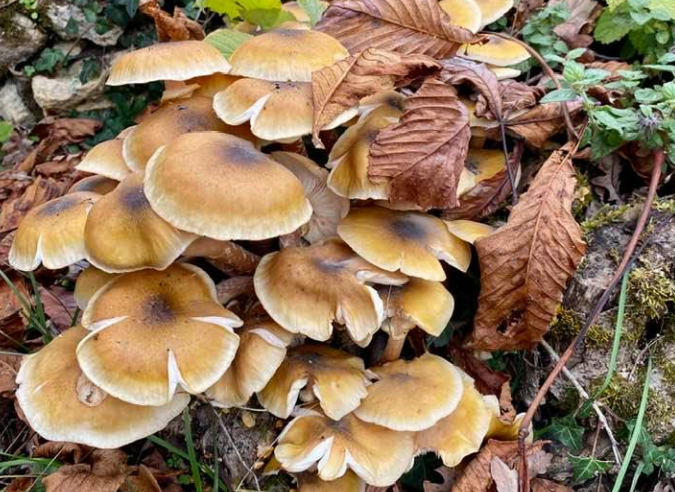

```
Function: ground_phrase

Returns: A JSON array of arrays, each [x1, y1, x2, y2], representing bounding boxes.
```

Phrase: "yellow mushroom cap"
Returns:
[[275, 410, 415, 486], [76, 139, 131, 181], [144, 131, 312, 241], [77, 263, 242, 406], [16, 326, 189, 448], [68, 175, 118, 195], [483, 395, 531, 442], [474, 0, 514, 27], [254, 238, 407, 344], [440, 0, 483, 33], [414, 372, 492, 467], [107, 41, 231, 86], [489, 65, 521, 80], [337, 206, 471, 281], [229, 29, 349, 82], [271, 151, 349, 243], [443, 219, 494, 244], [122, 96, 251, 172], [257, 344, 373, 420], [84, 172, 196, 273], [457, 148, 506, 195], [9, 192, 100, 271], [206, 319, 294, 408], [379, 278, 454, 339], [74, 266, 118, 310], [297, 470, 365, 492], [460, 35, 530, 67], [354, 353, 464, 431], [189, 73, 241, 98]]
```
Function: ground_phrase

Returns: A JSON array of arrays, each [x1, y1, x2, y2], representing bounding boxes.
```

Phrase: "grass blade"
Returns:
[[183, 408, 203, 492]]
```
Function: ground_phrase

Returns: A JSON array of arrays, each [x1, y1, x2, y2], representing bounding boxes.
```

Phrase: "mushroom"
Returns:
[[275, 409, 415, 486], [182, 237, 260, 276], [9, 192, 100, 271], [483, 395, 531, 441], [229, 29, 349, 82], [254, 238, 407, 345], [440, 0, 483, 33], [73, 266, 118, 310], [296, 471, 365, 492], [489, 66, 522, 80], [107, 41, 231, 86], [76, 263, 242, 406], [189, 73, 241, 98], [456, 148, 507, 196], [337, 206, 471, 281], [353, 353, 464, 431], [206, 318, 294, 408], [16, 326, 189, 448], [460, 34, 531, 67], [68, 175, 118, 195], [84, 172, 196, 273], [76, 139, 131, 181], [474, 0, 514, 27], [355, 89, 405, 119], [443, 219, 494, 244], [122, 96, 254, 172], [414, 372, 492, 467], [144, 131, 312, 241], [257, 344, 373, 420], [271, 151, 350, 243]]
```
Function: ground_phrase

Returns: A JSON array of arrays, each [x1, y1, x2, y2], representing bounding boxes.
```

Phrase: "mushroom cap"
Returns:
[[84, 172, 196, 273], [107, 41, 231, 86], [68, 175, 118, 195], [443, 219, 494, 244], [483, 395, 530, 441], [379, 278, 454, 339], [337, 206, 471, 281], [356, 90, 405, 120], [439, 0, 483, 33], [122, 96, 253, 172], [414, 373, 492, 467], [206, 319, 293, 408], [254, 238, 407, 344], [489, 65, 521, 80], [16, 326, 189, 448], [229, 29, 349, 82], [354, 353, 464, 431], [297, 471, 365, 492], [76, 139, 131, 181], [460, 35, 530, 67], [275, 410, 415, 486], [271, 151, 350, 243], [257, 344, 372, 420], [457, 148, 506, 195], [77, 263, 242, 406], [144, 132, 312, 240], [74, 266, 118, 310], [189, 73, 241, 98], [9, 192, 100, 271], [474, 0, 514, 27]]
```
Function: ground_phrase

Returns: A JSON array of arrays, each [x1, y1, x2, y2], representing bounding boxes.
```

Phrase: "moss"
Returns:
[[548, 307, 612, 349], [0, 4, 24, 38], [628, 265, 675, 321], [581, 203, 631, 237], [653, 196, 675, 214], [573, 170, 592, 219]]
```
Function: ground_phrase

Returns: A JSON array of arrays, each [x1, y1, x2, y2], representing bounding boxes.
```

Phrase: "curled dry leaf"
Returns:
[[0, 354, 22, 397], [140, 0, 204, 42], [311, 48, 441, 148], [551, 0, 599, 49], [43, 449, 127, 492], [0, 177, 65, 234], [316, 0, 476, 58], [369, 78, 471, 210], [475, 80, 545, 120], [34, 441, 89, 464], [505, 101, 583, 148], [441, 58, 502, 121], [466, 144, 586, 351]]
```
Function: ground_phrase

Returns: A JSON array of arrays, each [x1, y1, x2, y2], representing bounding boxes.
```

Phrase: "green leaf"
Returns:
[[540, 88, 579, 103], [125, 0, 139, 17], [562, 60, 586, 82], [567, 47, 587, 59], [541, 415, 585, 452], [79, 58, 102, 84], [243, 7, 294, 29], [569, 455, 612, 482], [594, 9, 635, 43], [65, 17, 79, 35], [205, 28, 253, 58], [298, 0, 326, 25], [0, 121, 13, 143], [201, 0, 242, 18]]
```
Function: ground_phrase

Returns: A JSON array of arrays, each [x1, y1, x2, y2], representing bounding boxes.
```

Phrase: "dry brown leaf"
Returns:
[[505, 101, 582, 148], [311, 48, 440, 148], [34, 441, 89, 464], [6, 478, 34, 492], [423, 467, 456, 491], [0, 354, 22, 397], [316, 0, 476, 58], [369, 78, 471, 210], [531, 478, 574, 492], [448, 346, 510, 397], [466, 144, 586, 351], [441, 58, 502, 121], [552, 0, 599, 48], [140, 0, 204, 42], [43, 449, 127, 492], [0, 177, 65, 234], [39, 286, 78, 331], [491, 457, 518, 492], [0, 273, 29, 350], [121, 465, 162, 492], [475, 81, 545, 119]]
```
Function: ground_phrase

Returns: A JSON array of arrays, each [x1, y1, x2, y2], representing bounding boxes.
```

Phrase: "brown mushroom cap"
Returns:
[[9, 192, 100, 271], [296, 470, 365, 492], [76, 139, 131, 181], [354, 353, 464, 431], [457, 148, 506, 195], [229, 29, 349, 82], [257, 344, 373, 420], [489, 65, 521, 80], [439, 0, 483, 33], [443, 219, 493, 244], [107, 41, 231, 86], [460, 35, 530, 67], [144, 132, 312, 241], [271, 151, 350, 243], [68, 175, 119, 195], [74, 266, 118, 310], [16, 326, 189, 448], [206, 319, 294, 408], [77, 264, 242, 406], [122, 96, 253, 172], [84, 172, 196, 273], [189, 73, 241, 98], [254, 238, 407, 344], [414, 373, 492, 466], [337, 206, 471, 281], [275, 410, 415, 486], [474, 0, 514, 27]]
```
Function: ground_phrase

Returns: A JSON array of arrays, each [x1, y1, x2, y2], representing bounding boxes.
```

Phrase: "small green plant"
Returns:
[[519, 2, 570, 70], [23, 48, 68, 77], [19, 0, 39, 19], [538, 415, 585, 452], [200, 0, 325, 29]]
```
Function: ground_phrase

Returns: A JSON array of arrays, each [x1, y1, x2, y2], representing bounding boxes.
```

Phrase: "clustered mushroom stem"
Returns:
[[279, 140, 309, 157], [279, 228, 304, 249], [216, 276, 255, 304], [205, 242, 260, 275], [381, 335, 407, 363]]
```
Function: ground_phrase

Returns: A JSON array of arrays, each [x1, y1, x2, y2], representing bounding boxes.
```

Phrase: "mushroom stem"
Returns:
[[216, 276, 254, 304], [183, 238, 260, 275], [381, 334, 407, 363], [279, 228, 304, 249], [279, 140, 308, 157]]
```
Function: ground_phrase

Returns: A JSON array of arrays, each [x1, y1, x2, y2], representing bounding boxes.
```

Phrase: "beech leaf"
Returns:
[[43, 449, 127, 492], [368, 78, 471, 210], [505, 101, 583, 147], [467, 144, 586, 351], [311, 48, 441, 148], [316, 0, 476, 58], [441, 58, 503, 121]]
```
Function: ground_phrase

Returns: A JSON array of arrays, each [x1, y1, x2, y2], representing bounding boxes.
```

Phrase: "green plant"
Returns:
[[519, 2, 570, 70], [0, 270, 51, 344], [23, 48, 68, 77], [19, 0, 39, 19], [200, 0, 325, 29]]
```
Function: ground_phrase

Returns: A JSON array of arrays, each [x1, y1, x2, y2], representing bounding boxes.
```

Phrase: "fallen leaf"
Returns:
[[0, 273, 29, 349], [448, 346, 510, 397], [531, 478, 574, 492], [0, 354, 22, 397], [441, 58, 502, 121], [316, 0, 475, 58], [6, 478, 34, 492], [32, 118, 101, 156], [368, 78, 471, 210], [476, 80, 545, 119], [34, 441, 89, 464], [43, 449, 127, 492], [467, 144, 586, 351], [121, 465, 162, 492], [0, 177, 65, 234], [506, 101, 582, 148], [491, 457, 518, 492], [311, 48, 440, 147], [512, 0, 544, 30], [39, 286, 78, 331], [140, 0, 204, 42], [590, 154, 622, 202], [423, 466, 456, 491], [552, 0, 599, 48]]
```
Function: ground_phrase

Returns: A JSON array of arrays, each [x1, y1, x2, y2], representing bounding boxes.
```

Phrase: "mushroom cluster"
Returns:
[[10, 0, 525, 488]]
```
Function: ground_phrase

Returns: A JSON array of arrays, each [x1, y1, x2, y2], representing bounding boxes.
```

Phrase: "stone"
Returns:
[[44, 0, 123, 47], [0, 80, 37, 126], [0, 12, 47, 75]]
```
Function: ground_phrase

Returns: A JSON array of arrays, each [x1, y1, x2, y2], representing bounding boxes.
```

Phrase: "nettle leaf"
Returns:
[[298, 0, 327, 25], [594, 9, 635, 43], [540, 88, 579, 103], [205, 28, 253, 58], [541, 416, 585, 452], [569, 455, 612, 482]]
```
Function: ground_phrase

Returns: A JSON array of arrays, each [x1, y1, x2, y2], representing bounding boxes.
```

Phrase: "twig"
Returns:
[[540, 340, 622, 465], [517, 148, 664, 492]]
